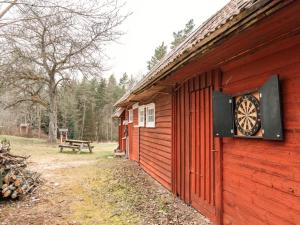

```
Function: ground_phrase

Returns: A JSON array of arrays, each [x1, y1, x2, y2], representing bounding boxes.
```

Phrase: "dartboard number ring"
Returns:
[[234, 95, 261, 136]]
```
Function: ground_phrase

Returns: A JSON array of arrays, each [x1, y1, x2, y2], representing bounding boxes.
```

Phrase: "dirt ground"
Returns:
[[0, 136, 211, 225]]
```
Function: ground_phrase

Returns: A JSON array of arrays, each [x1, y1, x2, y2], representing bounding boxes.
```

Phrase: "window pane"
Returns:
[[129, 110, 133, 122], [147, 107, 154, 123], [139, 109, 144, 122], [148, 115, 154, 122]]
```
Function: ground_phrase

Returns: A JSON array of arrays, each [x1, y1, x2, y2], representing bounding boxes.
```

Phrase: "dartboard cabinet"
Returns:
[[213, 75, 283, 140]]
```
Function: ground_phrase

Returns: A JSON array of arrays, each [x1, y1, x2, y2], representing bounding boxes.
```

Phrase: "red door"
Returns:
[[128, 122, 133, 159], [190, 87, 216, 221], [173, 71, 221, 224], [129, 108, 139, 161]]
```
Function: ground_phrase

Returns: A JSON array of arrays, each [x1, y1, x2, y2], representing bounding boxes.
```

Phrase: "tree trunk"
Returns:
[[80, 101, 86, 140], [37, 106, 41, 138], [48, 81, 57, 143], [110, 117, 113, 142], [106, 120, 109, 141]]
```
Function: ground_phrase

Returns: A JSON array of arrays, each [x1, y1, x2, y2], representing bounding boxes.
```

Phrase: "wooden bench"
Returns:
[[59, 144, 80, 152], [59, 139, 94, 153]]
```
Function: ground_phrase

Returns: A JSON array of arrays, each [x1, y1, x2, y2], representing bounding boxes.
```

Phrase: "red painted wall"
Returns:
[[128, 116, 133, 157], [139, 94, 172, 190], [129, 108, 139, 161], [116, 2, 300, 225], [118, 112, 125, 152], [220, 35, 300, 225]]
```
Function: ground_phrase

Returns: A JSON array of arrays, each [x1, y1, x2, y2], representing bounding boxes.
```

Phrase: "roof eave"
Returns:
[[115, 0, 293, 107], [132, 0, 290, 95]]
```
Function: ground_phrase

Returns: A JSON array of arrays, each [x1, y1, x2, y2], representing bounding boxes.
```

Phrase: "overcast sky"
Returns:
[[104, 0, 229, 80]]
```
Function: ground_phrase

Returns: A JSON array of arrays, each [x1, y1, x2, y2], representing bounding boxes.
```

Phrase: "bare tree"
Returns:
[[0, 0, 127, 143], [0, 0, 17, 19]]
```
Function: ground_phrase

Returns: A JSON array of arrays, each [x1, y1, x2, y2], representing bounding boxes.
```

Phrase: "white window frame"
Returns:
[[146, 103, 155, 128], [138, 106, 145, 127], [128, 109, 133, 123]]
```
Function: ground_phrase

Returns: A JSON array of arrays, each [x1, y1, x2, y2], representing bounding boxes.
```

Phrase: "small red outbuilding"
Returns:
[[114, 1, 300, 224]]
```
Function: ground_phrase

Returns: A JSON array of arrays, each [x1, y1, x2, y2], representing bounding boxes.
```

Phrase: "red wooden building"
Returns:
[[114, 0, 300, 224]]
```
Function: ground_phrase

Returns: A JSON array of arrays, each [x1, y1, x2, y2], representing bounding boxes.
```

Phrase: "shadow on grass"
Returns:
[[59, 150, 114, 159], [59, 151, 92, 155]]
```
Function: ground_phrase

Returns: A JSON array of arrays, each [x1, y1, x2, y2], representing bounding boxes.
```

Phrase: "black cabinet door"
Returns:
[[212, 91, 234, 137], [260, 75, 283, 140]]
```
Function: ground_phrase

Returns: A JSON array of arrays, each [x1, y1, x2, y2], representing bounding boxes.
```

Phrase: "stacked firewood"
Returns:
[[0, 142, 42, 199], [0, 138, 11, 152]]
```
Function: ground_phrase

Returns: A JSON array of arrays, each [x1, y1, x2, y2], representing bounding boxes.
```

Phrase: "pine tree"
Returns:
[[95, 78, 107, 110], [83, 100, 96, 141], [52, 74, 130, 142], [171, 19, 195, 50], [147, 42, 167, 70], [119, 73, 129, 91], [128, 75, 137, 90], [95, 78, 107, 141]]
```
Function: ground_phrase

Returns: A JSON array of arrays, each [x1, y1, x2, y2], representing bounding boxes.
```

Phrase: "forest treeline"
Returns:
[[0, 0, 194, 142], [0, 73, 135, 142], [57, 74, 135, 141]]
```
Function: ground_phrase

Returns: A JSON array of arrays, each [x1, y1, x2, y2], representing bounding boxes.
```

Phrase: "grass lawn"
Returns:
[[0, 135, 210, 225], [0, 135, 115, 161]]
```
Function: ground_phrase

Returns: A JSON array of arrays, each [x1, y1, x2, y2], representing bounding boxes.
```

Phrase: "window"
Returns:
[[146, 103, 155, 128], [138, 106, 145, 127], [128, 109, 133, 123]]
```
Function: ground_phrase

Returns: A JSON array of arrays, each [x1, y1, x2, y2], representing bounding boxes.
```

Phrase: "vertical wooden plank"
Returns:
[[173, 90, 177, 194], [199, 74, 203, 200], [207, 71, 212, 87], [204, 88, 207, 201], [181, 86, 184, 200], [195, 76, 200, 91], [185, 83, 191, 203], [200, 89, 205, 199], [181, 87, 185, 199], [183, 85, 185, 200], [177, 90, 181, 196], [197, 90, 200, 199], [118, 118, 121, 149], [214, 69, 223, 225], [189, 78, 194, 92], [191, 91, 196, 195], [205, 87, 211, 203], [171, 92, 175, 193], [129, 123, 132, 160], [195, 89, 200, 198], [201, 73, 207, 89], [198, 88, 202, 199], [209, 87, 215, 206], [177, 90, 179, 196]]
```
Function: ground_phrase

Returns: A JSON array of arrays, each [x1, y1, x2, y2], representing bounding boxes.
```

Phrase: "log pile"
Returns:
[[0, 142, 42, 199], [0, 138, 11, 152]]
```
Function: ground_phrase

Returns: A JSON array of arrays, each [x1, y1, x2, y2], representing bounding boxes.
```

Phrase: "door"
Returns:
[[173, 71, 221, 224], [190, 87, 216, 221], [130, 108, 139, 161], [128, 122, 133, 159]]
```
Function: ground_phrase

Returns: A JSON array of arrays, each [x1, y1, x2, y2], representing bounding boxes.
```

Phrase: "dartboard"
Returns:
[[234, 95, 261, 136]]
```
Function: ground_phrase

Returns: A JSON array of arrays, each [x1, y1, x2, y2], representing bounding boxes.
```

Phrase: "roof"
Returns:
[[112, 107, 125, 118], [115, 0, 290, 107]]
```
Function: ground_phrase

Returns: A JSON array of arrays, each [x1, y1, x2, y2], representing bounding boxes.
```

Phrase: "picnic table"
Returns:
[[59, 139, 94, 153]]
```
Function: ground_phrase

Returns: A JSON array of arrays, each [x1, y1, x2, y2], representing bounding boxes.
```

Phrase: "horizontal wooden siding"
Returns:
[[139, 94, 172, 190]]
